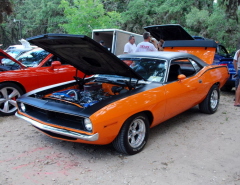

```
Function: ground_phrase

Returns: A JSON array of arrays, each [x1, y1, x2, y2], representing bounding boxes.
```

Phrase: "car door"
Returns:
[[163, 58, 202, 120], [36, 55, 82, 88], [15, 49, 82, 91]]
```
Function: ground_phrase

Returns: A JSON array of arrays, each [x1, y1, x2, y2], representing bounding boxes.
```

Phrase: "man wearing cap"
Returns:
[[135, 32, 158, 52], [123, 35, 137, 54]]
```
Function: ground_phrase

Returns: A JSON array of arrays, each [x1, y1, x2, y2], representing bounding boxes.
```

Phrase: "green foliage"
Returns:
[[101, 0, 130, 12], [17, 0, 66, 35], [185, 3, 240, 51], [185, 8, 211, 36], [59, 0, 122, 36], [0, 0, 13, 23], [1, 0, 240, 50], [121, 0, 200, 34], [121, 0, 163, 33]]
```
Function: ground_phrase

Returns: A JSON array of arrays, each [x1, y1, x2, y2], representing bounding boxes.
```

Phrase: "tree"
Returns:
[[0, 0, 13, 23], [121, 0, 213, 34], [0, 0, 66, 48], [218, 0, 240, 22], [101, 0, 130, 12], [16, 0, 66, 37], [186, 1, 240, 51], [59, 0, 122, 36], [1, 0, 240, 51]]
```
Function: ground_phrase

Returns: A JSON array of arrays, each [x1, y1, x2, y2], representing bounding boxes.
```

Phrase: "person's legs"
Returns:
[[234, 70, 240, 106], [235, 75, 239, 89], [235, 87, 240, 105]]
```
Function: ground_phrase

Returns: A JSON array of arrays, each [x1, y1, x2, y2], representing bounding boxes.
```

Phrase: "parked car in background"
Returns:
[[3, 39, 38, 64], [0, 48, 86, 116], [192, 36, 235, 90], [16, 34, 229, 155], [212, 44, 235, 91], [5, 39, 36, 51], [144, 24, 235, 91]]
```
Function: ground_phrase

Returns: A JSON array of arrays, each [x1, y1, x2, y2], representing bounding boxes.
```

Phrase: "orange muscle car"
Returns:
[[0, 48, 85, 116], [16, 34, 229, 155]]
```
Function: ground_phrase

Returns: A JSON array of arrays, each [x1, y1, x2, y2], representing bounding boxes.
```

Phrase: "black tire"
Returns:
[[199, 85, 220, 114], [0, 83, 23, 116], [112, 113, 149, 155], [220, 85, 232, 92]]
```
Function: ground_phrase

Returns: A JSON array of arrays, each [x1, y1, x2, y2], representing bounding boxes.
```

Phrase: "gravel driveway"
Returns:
[[0, 91, 239, 185]]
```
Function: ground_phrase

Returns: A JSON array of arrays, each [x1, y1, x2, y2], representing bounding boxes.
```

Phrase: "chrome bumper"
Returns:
[[15, 112, 99, 141]]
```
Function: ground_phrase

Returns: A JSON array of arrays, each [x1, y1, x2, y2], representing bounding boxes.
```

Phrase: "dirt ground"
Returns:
[[0, 90, 240, 185]]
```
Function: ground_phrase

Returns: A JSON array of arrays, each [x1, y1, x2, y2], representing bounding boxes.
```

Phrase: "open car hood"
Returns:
[[27, 34, 143, 80], [0, 49, 26, 68], [144, 24, 217, 64], [163, 40, 217, 64], [144, 24, 194, 41]]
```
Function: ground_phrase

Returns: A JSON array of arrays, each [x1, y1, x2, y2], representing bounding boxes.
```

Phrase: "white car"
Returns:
[[5, 39, 38, 58]]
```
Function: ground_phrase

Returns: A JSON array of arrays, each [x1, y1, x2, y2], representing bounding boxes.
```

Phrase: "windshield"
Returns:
[[2, 49, 50, 67], [1, 50, 23, 65], [16, 49, 50, 67], [120, 58, 167, 82], [6, 50, 23, 58]]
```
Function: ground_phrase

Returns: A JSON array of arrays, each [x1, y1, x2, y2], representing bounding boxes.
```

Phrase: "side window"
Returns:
[[168, 58, 196, 82], [217, 45, 229, 57], [189, 59, 202, 72], [42, 56, 67, 67]]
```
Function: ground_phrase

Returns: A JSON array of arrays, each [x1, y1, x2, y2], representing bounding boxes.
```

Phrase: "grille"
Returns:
[[23, 104, 86, 131]]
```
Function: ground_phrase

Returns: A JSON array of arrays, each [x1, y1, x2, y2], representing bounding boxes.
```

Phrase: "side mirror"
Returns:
[[50, 61, 61, 70], [178, 74, 186, 81]]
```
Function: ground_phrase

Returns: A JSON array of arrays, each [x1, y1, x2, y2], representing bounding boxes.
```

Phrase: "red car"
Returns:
[[0, 48, 85, 116]]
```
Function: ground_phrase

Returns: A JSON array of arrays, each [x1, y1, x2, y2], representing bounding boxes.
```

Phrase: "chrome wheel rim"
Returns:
[[0, 87, 20, 114], [128, 118, 146, 148], [210, 89, 218, 109]]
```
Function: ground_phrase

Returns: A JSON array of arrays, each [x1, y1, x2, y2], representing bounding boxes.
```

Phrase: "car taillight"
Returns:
[[219, 64, 227, 66]]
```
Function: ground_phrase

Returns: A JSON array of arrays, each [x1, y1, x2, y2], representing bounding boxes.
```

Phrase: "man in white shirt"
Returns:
[[123, 35, 137, 54], [135, 32, 158, 52]]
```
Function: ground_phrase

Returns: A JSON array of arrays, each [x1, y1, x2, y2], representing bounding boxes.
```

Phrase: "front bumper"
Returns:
[[15, 112, 99, 141]]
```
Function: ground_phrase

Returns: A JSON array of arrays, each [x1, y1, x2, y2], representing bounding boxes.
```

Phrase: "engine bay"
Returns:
[[44, 81, 135, 108]]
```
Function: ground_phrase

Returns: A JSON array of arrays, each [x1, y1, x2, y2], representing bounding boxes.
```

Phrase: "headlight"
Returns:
[[84, 118, 92, 131], [20, 103, 26, 112]]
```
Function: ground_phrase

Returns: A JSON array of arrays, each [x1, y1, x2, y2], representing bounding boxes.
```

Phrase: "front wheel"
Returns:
[[199, 85, 220, 114], [0, 83, 23, 116], [112, 113, 149, 155]]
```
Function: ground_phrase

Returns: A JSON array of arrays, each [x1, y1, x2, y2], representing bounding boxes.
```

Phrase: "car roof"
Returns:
[[118, 51, 208, 66]]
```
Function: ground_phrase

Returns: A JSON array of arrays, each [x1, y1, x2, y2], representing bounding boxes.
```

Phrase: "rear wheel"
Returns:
[[112, 113, 149, 155], [199, 85, 219, 114], [0, 83, 23, 116]]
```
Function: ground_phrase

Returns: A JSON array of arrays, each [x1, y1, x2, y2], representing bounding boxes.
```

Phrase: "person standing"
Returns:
[[233, 49, 240, 106], [123, 35, 137, 54], [99, 40, 108, 49], [135, 32, 158, 52], [158, 39, 164, 51]]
